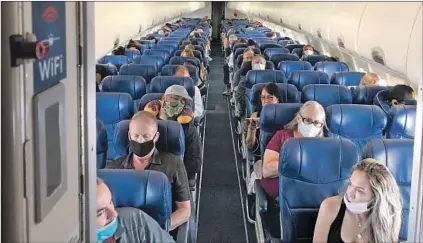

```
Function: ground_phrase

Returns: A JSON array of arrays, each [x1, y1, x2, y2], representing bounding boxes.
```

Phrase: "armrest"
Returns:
[[255, 180, 268, 213], [176, 221, 189, 243], [176, 201, 196, 243], [188, 178, 196, 191]]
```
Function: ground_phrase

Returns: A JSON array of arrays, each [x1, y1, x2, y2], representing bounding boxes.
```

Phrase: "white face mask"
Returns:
[[343, 194, 370, 214], [305, 50, 314, 55], [297, 121, 321, 137], [252, 63, 265, 70]]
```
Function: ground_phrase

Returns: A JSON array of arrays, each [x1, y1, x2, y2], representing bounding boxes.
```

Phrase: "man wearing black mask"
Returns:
[[106, 111, 191, 233]]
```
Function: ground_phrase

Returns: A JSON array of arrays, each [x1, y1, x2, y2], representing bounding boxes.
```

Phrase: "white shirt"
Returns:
[[194, 86, 204, 118]]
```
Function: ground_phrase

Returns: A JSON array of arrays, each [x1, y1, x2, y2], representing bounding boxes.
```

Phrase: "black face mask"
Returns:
[[128, 135, 156, 158]]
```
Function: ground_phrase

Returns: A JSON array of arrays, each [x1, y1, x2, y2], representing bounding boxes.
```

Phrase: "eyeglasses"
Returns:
[[260, 95, 276, 102], [299, 114, 323, 128]]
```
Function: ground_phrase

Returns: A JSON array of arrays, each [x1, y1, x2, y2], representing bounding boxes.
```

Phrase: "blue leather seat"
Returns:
[[353, 85, 391, 105], [326, 104, 387, 153], [387, 105, 416, 139], [157, 40, 179, 49], [233, 61, 274, 87], [179, 45, 205, 56], [150, 76, 195, 99], [246, 70, 287, 89], [133, 55, 165, 73], [119, 64, 157, 84], [143, 49, 171, 63], [258, 43, 283, 53], [288, 70, 330, 91], [301, 84, 352, 109], [232, 43, 248, 53], [96, 120, 108, 169], [164, 37, 183, 44], [138, 93, 164, 111], [96, 63, 118, 78], [113, 119, 185, 160], [300, 55, 327, 66], [259, 103, 303, 155], [125, 49, 140, 63], [100, 55, 129, 70], [169, 56, 201, 69], [278, 40, 290, 47], [101, 75, 147, 112], [97, 169, 172, 231], [174, 50, 203, 61], [151, 45, 176, 56], [362, 138, 413, 241], [161, 64, 199, 85], [96, 92, 133, 161], [279, 61, 312, 79], [291, 48, 303, 58], [284, 44, 305, 53], [330, 72, 365, 87], [270, 54, 299, 68], [279, 137, 360, 242], [315, 61, 349, 80], [264, 48, 290, 60]]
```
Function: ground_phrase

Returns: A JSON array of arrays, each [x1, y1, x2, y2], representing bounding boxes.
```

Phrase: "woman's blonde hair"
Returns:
[[343, 158, 403, 243], [360, 72, 380, 86], [284, 101, 326, 136], [182, 48, 194, 57], [184, 44, 195, 51]]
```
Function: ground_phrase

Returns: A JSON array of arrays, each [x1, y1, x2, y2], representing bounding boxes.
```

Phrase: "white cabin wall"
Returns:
[[94, 2, 206, 59], [227, 2, 422, 88], [184, 2, 211, 19]]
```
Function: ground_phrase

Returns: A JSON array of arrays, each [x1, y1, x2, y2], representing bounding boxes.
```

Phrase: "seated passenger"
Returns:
[[324, 56, 340, 62], [242, 49, 255, 62], [313, 158, 402, 243], [247, 39, 256, 48], [112, 46, 125, 56], [96, 177, 176, 243], [389, 84, 416, 106], [144, 86, 202, 180], [260, 101, 326, 239], [106, 112, 191, 231], [234, 55, 267, 117], [359, 72, 381, 86], [175, 65, 204, 118], [146, 35, 158, 44], [266, 32, 277, 40], [299, 44, 315, 59]]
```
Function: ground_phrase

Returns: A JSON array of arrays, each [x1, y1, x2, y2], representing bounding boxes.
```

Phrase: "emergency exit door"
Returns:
[[2, 2, 82, 242]]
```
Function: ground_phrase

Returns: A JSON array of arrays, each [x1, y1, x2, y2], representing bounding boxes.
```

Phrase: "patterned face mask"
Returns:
[[163, 101, 185, 118]]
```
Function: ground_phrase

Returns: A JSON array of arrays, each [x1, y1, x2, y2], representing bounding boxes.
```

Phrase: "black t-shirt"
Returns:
[[106, 149, 191, 203]]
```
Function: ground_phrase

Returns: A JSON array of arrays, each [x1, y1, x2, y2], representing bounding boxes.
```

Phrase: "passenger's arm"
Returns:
[[245, 120, 258, 149], [313, 198, 337, 243], [183, 123, 202, 179], [262, 149, 279, 178], [170, 201, 191, 231]]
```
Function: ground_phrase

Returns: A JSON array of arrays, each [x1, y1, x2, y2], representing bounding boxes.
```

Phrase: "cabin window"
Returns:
[[371, 46, 386, 65]]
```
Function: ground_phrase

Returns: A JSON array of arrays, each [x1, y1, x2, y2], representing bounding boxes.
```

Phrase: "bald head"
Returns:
[[96, 178, 117, 229], [129, 111, 159, 143], [175, 65, 190, 77]]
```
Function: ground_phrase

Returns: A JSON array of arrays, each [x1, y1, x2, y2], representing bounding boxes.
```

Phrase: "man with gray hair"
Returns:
[[96, 177, 175, 242]]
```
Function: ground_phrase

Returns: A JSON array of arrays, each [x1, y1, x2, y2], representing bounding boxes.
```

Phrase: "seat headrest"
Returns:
[[160, 64, 199, 85], [300, 55, 327, 66], [234, 47, 261, 58], [354, 85, 391, 105], [169, 56, 201, 68], [150, 76, 195, 99], [259, 103, 303, 133], [151, 44, 176, 54], [388, 105, 416, 139], [314, 61, 349, 79], [96, 92, 133, 124], [232, 43, 248, 52], [101, 55, 129, 69], [330, 72, 365, 86], [143, 49, 171, 61], [278, 61, 312, 79], [362, 138, 413, 241], [284, 44, 305, 52], [259, 43, 283, 52], [138, 93, 164, 111], [157, 40, 179, 49], [133, 55, 165, 72], [113, 119, 185, 159], [101, 75, 146, 100], [119, 64, 157, 84], [326, 104, 387, 152], [97, 169, 172, 230], [96, 120, 108, 169], [96, 63, 118, 77], [288, 70, 330, 91], [124, 49, 141, 62], [264, 48, 290, 59], [301, 84, 352, 109], [246, 70, 286, 89], [251, 83, 300, 107], [270, 54, 299, 67]]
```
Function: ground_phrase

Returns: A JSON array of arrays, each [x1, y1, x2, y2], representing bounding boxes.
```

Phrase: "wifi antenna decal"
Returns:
[[42, 7, 59, 23]]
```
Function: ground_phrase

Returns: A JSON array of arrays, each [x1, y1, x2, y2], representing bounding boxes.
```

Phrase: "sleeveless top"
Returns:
[[327, 200, 346, 243]]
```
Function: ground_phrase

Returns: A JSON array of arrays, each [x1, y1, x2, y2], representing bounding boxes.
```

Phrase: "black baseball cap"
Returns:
[[389, 85, 417, 105]]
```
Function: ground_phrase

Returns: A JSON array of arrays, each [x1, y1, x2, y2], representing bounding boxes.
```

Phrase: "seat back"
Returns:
[[96, 120, 108, 169], [119, 64, 157, 84], [330, 72, 365, 87], [125, 49, 141, 63], [314, 61, 349, 79], [150, 76, 195, 99], [278, 61, 312, 79], [300, 55, 327, 66], [270, 54, 299, 68], [133, 55, 165, 72], [113, 119, 185, 160], [284, 44, 305, 53], [96, 92, 133, 161], [301, 84, 352, 109], [169, 56, 201, 69], [354, 85, 391, 105], [101, 75, 147, 111], [161, 64, 199, 85], [96, 63, 118, 78], [258, 43, 283, 53], [326, 104, 387, 153], [245, 70, 287, 89], [100, 55, 129, 69], [279, 137, 360, 242], [250, 83, 300, 108], [362, 139, 413, 241], [288, 70, 330, 91], [151, 45, 176, 56], [174, 50, 203, 61], [143, 49, 171, 63], [264, 48, 290, 60], [138, 93, 164, 111], [388, 105, 416, 139], [259, 103, 303, 155], [97, 169, 172, 231], [157, 40, 179, 49]]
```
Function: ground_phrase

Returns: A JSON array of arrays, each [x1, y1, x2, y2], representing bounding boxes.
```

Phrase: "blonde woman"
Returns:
[[359, 72, 380, 86], [313, 158, 402, 243]]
